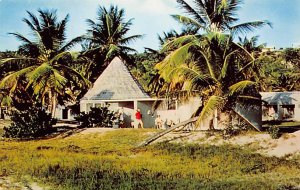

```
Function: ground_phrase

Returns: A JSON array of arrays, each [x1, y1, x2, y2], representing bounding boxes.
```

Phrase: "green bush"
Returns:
[[75, 106, 116, 128], [223, 126, 240, 139], [268, 125, 280, 139], [3, 106, 57, 139]]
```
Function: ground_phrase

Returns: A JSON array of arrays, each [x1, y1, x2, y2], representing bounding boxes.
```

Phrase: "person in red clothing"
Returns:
[[134, 109, 143, 128]]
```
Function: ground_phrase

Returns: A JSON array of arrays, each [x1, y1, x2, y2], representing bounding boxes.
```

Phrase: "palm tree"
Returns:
[[156, 31, 260, 129], [83, 5, 142, 82], [0, 9, 90, 116], [172, 0, 271, 35], [153, 0, 271, 130], [238, 36, 266, 55]]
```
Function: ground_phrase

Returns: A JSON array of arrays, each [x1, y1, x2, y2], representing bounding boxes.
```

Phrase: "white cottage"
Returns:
[[80, 57, 157, 127], [79, 57, 202, 128]]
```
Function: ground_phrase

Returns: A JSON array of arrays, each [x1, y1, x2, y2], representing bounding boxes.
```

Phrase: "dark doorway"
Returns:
[[62, 108, 68, 119], [0, 109, 4, 119]]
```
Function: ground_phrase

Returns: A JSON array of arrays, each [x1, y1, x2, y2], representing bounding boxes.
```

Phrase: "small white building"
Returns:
[[54, 105, 75, 121], [261, 91, 300, 121], [80, 57, 155, 127], [79, 57, 201, 128]]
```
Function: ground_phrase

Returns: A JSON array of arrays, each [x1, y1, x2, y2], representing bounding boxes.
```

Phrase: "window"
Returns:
[[281, 105, 295, 119]]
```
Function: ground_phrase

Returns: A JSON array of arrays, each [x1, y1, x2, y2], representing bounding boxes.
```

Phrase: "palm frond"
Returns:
[[0, 57, 33, 65], [26, 63, 53, 89], [156, 42, 193, 81], [171, 14, 204, 29], [25, 10, 41, 30], [59, 36, 84, 52], [220, 49, 238, 79], [176, 0, 205, 24], [57, 65, 91, 88], [196, 95, 224, 128], [0, 95, 13, 107], [0, 66, 36, 90], [228, 80, 256, 95], [49, 51, 78, 65], [119, 35, 143, 45], [161, 34, 196, 52], [9, 33, 34, 45], [230, 20, 272, 35], [106, 44, 121, 60]]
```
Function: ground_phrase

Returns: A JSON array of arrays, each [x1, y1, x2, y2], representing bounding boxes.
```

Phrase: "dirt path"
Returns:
[[0, 177, 46, 190]]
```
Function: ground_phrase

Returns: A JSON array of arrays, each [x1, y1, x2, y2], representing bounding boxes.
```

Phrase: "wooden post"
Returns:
[[134, 100, 138, 110]]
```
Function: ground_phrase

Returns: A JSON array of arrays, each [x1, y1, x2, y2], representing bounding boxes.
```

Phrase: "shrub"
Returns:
[[75, 106, 116, 128], [223, 126, 240, 139], [268, 125, 280, 139], [223, 121, 251, 139], [3, 106, 57, 139]]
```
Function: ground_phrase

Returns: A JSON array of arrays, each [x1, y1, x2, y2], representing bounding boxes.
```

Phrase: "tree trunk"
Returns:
[[213, 109, 218, 129], [137, 117, 198, 147], [51, 93, 57, 118]]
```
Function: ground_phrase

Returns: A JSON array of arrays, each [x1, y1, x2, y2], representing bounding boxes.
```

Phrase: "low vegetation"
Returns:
[[0, 129, 299, 189], [75, 106, 116, 128], [268, 125, 280, 139], [3, 107, 57, 139]]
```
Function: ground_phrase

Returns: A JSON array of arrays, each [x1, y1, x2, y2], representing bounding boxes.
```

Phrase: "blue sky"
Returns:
[[0, 0, 300, 52]]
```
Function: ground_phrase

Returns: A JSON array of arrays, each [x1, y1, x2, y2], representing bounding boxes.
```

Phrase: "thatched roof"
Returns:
[[82, 57, 150, 100]]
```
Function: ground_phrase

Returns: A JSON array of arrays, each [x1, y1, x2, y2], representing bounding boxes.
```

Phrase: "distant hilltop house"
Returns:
[[261, 91, 300, 122], [261, 47, 276, 53]]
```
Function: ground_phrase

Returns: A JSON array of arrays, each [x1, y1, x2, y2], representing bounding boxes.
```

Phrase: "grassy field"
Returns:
[[0, 129, 300, 190]]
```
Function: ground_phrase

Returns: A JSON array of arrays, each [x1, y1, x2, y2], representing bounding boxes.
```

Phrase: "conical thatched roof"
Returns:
[[82, 57, 150, 100]]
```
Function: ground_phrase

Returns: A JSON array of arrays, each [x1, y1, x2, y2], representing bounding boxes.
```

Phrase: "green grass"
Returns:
[[278, 121, 300, 128], [263, 121, 300, 128], [1, 129, 300, 189]]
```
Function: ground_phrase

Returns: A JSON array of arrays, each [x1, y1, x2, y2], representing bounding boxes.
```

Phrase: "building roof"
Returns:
[[82, 57, 150, 101], [260, 91, 300, 105]]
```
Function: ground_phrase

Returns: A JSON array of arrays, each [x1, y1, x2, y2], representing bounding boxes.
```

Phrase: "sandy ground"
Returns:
[[0, 177, 46, 190], [76, 127, 300, 158], [79, 127, 115, 134], [153, 129, 300, 158]]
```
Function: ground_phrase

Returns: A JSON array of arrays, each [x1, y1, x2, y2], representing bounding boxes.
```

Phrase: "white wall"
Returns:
[[156, 97, 202, 126], [54, 105, 75, 120], [291, 93, 300, 121]]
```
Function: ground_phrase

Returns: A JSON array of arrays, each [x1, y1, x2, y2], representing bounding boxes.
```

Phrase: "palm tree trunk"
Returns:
[[51, 92, 57, 118], [137, 117, 198, 147], [213, 109, 218, 129]]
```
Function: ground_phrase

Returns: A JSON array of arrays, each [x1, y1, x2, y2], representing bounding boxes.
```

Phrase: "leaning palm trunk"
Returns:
[[137, 117, 198, 147]]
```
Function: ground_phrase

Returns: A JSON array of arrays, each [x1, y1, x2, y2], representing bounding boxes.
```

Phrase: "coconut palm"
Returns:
[[153, 0, 271, 130], [0, 9, 90, 115], [238, 36, 266, 54], [83, 5, 142, 82], [172, 0, 271, 35], [156, 31, 259, 129]]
